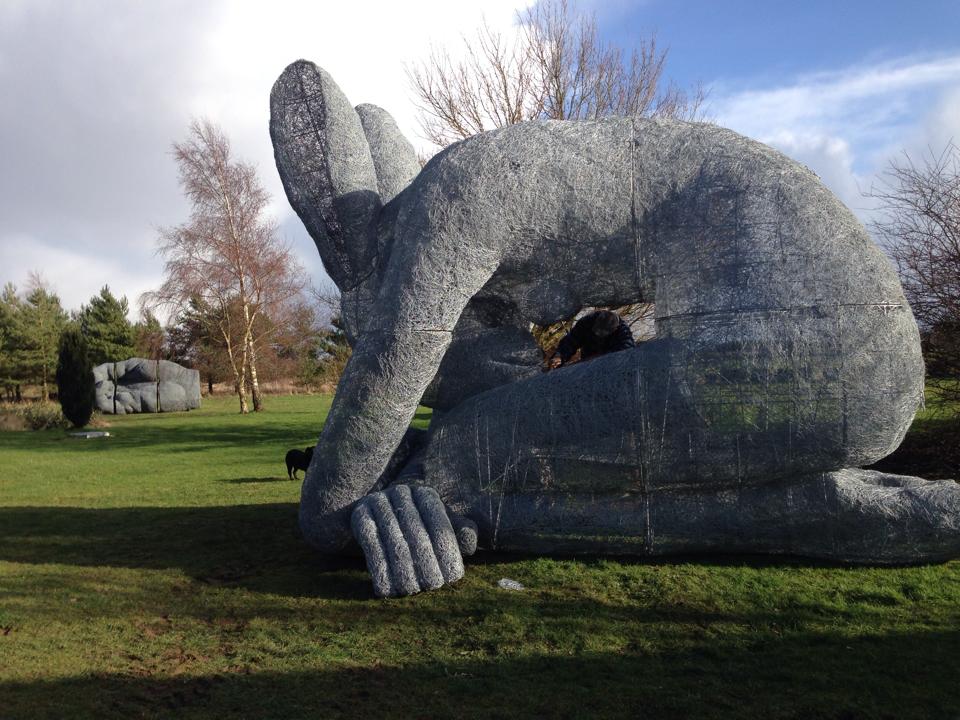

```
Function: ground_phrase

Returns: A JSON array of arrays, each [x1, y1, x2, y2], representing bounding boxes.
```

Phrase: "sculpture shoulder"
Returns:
[[415, 116, 764, 181], [413, 117, 638, 193]]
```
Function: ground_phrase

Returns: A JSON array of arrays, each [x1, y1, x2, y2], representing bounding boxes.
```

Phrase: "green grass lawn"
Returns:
[[1, 395, 958, 719]]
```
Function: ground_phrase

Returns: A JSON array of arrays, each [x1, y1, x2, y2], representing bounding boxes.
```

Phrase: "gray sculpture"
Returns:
[[93, 358, 201, 414], [271, 60, 960, 598]]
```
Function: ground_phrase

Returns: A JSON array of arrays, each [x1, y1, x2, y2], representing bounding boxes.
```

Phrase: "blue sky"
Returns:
[[1, 0, 958, 316], [594, 1, 960, 212], [599, 0, 960, 90]]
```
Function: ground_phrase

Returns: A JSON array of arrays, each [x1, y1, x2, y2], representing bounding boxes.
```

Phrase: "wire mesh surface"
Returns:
[[270, 61, 957, 567]]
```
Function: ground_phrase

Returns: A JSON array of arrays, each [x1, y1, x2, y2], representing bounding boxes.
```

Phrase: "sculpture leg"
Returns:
[[407, 345, 959, 564], [659, 468, 960, 564], [475, 468, 959, 564]]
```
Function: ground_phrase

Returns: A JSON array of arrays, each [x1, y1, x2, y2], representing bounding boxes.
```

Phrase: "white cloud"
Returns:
[[912, 86, 960, 155], [712, 54, 960, 226], [0, 0, 532, 316], [1, 234, 160, 317], [6, 5, 957, 316], [715, 55, 960, 142]]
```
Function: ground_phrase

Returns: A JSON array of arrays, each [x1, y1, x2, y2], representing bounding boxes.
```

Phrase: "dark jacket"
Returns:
[[556, 312, 635, 363]]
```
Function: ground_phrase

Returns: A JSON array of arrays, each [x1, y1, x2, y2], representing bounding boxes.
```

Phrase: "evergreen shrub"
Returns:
[[56, 328, 95, 427]]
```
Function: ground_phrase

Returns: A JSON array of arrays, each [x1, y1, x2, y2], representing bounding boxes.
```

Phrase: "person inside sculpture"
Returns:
[[547, 309, 635, 369]]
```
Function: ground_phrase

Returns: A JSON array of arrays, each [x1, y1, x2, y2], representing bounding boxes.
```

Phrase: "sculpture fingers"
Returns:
[[350, 500, 397, 597], [350, 485, 465, 598], [387, 484, 445, 591], [451, 514, 479, 557], [410, 486, 465, 583]]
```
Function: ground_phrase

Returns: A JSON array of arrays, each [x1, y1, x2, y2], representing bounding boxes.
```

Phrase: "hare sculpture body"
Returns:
[[270, 60, 959, 597]]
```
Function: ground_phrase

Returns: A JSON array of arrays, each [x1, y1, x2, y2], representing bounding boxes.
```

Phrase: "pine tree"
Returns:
[[0, 284, 23, 400], [56, 328, 95, 427], [18, 285, 68, 400], [80, 286, 135, 365], [314, 309, 352, 387]]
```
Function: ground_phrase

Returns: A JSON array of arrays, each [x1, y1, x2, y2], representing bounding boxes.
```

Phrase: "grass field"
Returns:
[[1, 395, 958, 719]]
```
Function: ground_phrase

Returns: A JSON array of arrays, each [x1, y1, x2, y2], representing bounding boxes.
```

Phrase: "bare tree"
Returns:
[[306, 283, 352, 389], [144, 119, 305, 413], [870, 142, 960, 412], [408, 0, 700, 353], [310, 282, 343, 329], [407, 0, 705, 149], [133, 308, 165, 361]]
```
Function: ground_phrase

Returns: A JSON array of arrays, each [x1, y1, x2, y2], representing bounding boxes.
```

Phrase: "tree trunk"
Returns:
[[235, 349, 249, 414], [237, 335, 250, 415], [207, 376, 214, 395], [248, 335, 263, 411], [236, 376, 249, 414], [222, 331, 249, 415], [240, 301, 263, 412], [234, 349, 249, 414]]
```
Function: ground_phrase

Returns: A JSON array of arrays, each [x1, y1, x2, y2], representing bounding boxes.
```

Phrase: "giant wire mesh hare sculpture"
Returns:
[[271, 60, 960, 598]]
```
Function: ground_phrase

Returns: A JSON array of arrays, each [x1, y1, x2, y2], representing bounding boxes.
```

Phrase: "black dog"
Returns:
[[285, 446, 314, 480]]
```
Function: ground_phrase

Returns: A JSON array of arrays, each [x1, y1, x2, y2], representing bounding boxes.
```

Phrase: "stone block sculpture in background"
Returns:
[[93, 358, 201, 414], [271, 60, 960, 598]]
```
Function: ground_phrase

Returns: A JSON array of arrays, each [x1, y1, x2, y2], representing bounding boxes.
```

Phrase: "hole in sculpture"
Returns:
[[530, 302, 656, 367]]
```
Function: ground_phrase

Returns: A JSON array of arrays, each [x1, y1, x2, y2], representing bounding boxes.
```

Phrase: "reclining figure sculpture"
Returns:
[[271, 60, 960, 598], [93, 358, 201, 414]]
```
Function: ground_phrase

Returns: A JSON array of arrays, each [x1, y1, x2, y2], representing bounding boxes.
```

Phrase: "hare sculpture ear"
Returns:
[[355, 103, 421, 204], [270, 60, 381, 291]]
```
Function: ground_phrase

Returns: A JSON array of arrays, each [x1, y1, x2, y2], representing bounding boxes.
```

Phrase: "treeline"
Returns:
[[160, 291, 351, 399], [3, 116, 354, 414], [0, 280, 140, 402], [0, 274, 349, 405]]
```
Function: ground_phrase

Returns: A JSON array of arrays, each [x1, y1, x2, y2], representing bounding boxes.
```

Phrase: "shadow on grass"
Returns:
[[2, 631, 958, 720], [0, 504, 369, 600], [0, 502, 856, 590], [0, 421, 324, 455], [2, 502, 941, 634], [219, 477, 292, 484], [0, 501, 863, 624], [2, 495, 941, 585]]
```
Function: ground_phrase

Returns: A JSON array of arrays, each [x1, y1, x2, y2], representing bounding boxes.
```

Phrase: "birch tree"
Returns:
[[145, 120, 305, 413]]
